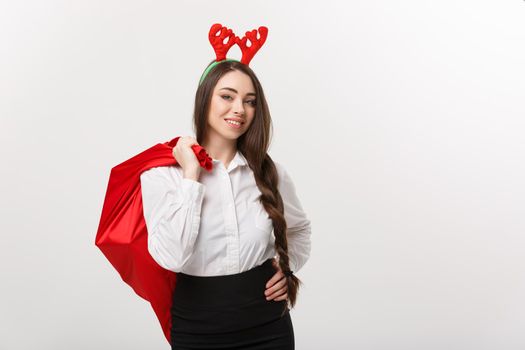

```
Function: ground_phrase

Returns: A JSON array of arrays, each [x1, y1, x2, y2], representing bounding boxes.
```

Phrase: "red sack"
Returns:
[[95, 136, 213, 344]]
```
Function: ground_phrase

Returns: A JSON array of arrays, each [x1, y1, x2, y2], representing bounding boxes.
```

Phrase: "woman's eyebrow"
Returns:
[[219, 87, 256, 97]]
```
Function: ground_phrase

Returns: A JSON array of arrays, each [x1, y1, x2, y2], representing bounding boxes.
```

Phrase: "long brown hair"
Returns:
[[192, 59, 302, 314]]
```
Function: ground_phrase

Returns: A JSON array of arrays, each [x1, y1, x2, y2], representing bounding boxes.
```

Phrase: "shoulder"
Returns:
[[273, 160, 286, 178], [273, 160, 294, 188], [140, 165, 182, 184]]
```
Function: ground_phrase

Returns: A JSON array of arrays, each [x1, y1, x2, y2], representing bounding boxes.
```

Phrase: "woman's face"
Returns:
[[207, 70, 257, 141]]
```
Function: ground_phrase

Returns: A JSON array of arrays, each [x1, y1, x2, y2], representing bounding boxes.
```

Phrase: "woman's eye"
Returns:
[[221, 95, 255, 106]]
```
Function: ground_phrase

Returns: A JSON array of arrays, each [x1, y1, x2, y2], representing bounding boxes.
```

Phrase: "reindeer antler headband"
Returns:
[[198, 23, 268, 85]]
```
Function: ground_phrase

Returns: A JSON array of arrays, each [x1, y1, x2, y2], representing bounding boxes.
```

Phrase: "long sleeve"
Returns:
[[275, 162, 312, 273], [139, 166, 206, 272]]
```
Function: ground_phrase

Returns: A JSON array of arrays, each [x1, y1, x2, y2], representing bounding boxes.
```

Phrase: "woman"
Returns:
[[139, 28, 312, 349]]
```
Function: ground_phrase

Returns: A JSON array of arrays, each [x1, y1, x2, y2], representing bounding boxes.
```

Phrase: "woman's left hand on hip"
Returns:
[[264, 258, 288, 301]]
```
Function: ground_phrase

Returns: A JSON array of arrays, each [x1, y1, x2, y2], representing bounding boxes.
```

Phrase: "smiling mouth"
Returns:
[[224, 119, 244, 129]]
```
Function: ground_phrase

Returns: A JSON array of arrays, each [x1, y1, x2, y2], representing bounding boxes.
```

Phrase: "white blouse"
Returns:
[[139, 149, 312, 276]]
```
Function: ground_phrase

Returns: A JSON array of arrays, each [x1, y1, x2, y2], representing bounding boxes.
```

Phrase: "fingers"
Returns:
[[273, 292, 288, 301], [265, 275, 288, 301], [175, 136, 201, 155], [174, 136, 198, 156], [178, 136, 199, 147], [265, 267, 283, 289], [265, 275, 286, 294], [266, 286, 288, 301], [173, 136, 203, 177], [265, 260, 290, 301]]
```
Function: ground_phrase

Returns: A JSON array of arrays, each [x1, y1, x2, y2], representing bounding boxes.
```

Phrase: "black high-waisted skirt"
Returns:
[[170, 258, 295, 349]]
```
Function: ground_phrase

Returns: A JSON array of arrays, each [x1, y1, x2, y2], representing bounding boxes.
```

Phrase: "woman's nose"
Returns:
[[232, 98, 245, 115]]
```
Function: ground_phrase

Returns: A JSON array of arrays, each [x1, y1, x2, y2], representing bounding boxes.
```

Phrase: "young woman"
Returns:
[[139, 28, 312, 350]]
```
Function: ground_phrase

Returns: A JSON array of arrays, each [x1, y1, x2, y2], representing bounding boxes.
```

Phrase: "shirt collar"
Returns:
[[211, 150, 248, 168], [234, 150, 248, 167]]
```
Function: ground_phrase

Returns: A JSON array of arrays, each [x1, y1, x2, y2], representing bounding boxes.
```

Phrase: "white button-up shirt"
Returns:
[[139, 149, 312, 276]]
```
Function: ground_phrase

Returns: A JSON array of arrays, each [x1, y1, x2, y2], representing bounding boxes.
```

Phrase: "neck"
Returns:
[[201, 132, 237, 168]]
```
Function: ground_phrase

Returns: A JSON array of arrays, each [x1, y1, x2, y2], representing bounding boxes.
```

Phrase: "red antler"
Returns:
[[208, 23, 236, 61], [235, 26, 268, 65]]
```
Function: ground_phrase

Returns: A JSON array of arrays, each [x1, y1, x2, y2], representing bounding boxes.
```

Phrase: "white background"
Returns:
[[1, 0, 524, 349]]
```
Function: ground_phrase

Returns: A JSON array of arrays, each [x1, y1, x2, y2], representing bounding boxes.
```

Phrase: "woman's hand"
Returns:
[[173, 136, 203, 180], [264, 258, 289, 301]]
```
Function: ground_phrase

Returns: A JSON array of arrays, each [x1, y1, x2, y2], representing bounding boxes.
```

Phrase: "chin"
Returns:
[[224, 132, 244, 140]]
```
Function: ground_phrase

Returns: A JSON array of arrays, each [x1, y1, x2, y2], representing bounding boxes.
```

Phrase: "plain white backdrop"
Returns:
[[1, 0, 524, 349]]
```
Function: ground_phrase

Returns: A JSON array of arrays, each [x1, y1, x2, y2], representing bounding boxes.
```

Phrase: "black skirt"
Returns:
[[170, 258, 295, 349]]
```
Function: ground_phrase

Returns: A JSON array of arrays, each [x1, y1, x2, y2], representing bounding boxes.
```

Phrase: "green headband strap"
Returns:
[[198, 58, 239, 86]]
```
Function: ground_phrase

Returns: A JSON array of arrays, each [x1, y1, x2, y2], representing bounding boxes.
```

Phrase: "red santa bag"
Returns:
[[95, 136, 212, 344]]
